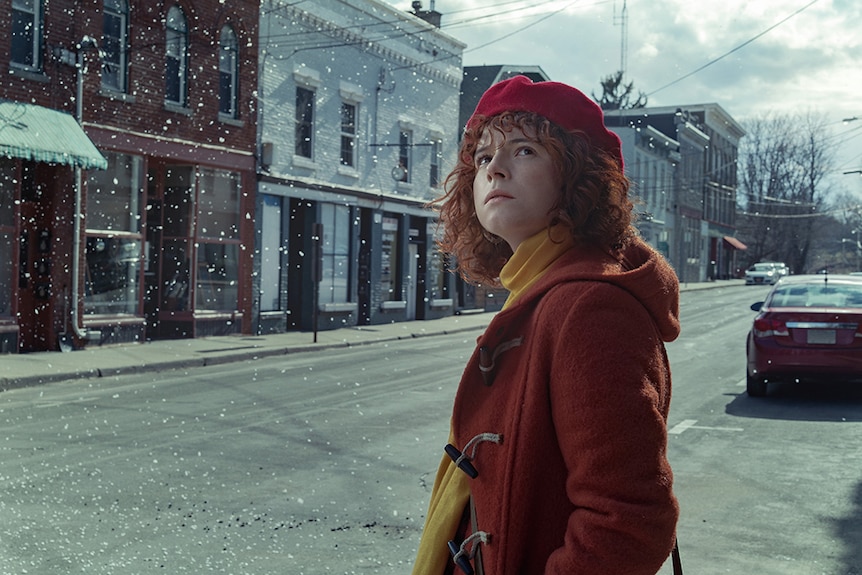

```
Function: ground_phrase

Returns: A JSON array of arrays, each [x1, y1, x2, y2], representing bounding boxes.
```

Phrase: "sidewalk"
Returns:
[[1, 280, 744, 390]]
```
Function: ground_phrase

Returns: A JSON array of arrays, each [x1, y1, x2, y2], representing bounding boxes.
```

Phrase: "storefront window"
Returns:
[[195, 168, 241, 311], [87, 153, 142, 232], [319, 203, 350, 304], [195, 243, 238, 311], [84, 237, 141, 314], [259, 194, 284, 312], [85, 153, 144, 315], [198, 168, 240, 239], [380, 215, 399, 301]]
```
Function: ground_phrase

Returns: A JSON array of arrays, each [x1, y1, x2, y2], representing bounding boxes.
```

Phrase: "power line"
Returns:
[[646, 0, 821, 97]]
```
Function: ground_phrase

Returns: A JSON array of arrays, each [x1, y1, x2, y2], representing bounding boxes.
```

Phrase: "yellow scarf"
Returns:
[[500, 225, 575, 309], [411, 226, 573, 575]]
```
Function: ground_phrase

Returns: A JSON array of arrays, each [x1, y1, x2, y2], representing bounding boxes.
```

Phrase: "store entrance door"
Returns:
[[17, 165, 54, 352]]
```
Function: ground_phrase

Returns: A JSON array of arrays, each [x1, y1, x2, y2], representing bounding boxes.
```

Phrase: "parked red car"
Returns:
[[746, 274, 862, 396]]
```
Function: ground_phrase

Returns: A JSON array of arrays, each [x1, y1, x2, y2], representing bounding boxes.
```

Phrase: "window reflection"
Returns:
[[84, 237, 141, 314]]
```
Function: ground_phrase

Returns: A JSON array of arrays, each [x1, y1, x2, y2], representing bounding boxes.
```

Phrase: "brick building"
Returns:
[[1, 0, 259, 353]]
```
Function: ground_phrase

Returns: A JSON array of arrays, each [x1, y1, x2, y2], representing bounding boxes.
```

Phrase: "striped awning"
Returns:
[[0, 100, 107, 170]]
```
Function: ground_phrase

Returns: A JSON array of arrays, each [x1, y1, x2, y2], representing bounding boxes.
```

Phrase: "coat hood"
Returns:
[[515, 237, 681, 342]]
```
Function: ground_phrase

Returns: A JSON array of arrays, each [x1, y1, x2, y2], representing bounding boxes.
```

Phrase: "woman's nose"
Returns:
[[486, 155, 507, 179]]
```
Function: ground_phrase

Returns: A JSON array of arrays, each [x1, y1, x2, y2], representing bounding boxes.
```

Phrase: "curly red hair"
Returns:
[[431, 112, 635, 285]]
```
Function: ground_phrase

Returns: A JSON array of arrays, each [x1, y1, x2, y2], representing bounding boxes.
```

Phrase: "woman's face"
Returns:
[[472, 124, 560, 251]]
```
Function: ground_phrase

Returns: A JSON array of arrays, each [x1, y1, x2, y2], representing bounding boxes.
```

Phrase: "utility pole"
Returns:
[[613, 0, 628, 78]]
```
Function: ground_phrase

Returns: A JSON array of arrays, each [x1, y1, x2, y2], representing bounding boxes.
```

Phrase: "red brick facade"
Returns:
[[0, 0, 259, 352]]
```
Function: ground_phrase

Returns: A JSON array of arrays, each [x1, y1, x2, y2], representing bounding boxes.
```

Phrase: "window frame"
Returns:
[[429, 139, 442, 187], [11, 0, 43, 71], [165, 5, 189, 107], [83, 152, 145, 316], [319, 203, 351, 305], [101, 0, 129, 92], [398, 130, 412, 183], [295, 86, 315, 159], [218, 25, 239, 118], [339, 101, 357, 168]]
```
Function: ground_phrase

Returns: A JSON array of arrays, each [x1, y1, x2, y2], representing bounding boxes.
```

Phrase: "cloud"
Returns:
[[385, 0, 862, 177]]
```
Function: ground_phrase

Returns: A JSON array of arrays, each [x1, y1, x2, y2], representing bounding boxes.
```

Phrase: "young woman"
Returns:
[[412, 75, 681, 575]]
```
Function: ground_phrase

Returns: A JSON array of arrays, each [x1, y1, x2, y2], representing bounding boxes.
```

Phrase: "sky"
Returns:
[[383, 0, 862, 192]]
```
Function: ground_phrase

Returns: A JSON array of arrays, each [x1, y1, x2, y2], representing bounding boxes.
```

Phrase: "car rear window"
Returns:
[[769, 284, 862, 308]]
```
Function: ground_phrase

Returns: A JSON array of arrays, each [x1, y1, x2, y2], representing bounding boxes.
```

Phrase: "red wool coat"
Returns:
[[448, 238, 680, 574]]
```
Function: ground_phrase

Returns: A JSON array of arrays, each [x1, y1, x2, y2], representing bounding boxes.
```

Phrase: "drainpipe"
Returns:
[[69, 36, 101, 343]]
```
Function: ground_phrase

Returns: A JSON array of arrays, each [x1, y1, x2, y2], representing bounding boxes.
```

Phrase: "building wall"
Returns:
[[255, 0, 464, 332], [1, 0, 260, 352]]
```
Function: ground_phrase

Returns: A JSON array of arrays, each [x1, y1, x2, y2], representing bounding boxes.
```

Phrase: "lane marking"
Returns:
[[669, 419, 697, 434], [669, 419, 744, 434]]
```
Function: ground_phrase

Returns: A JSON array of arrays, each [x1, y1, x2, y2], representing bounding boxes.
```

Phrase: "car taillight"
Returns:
[[753, 317, 789, 338]]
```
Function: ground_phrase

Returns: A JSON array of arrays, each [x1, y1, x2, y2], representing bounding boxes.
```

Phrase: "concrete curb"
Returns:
[[1, 280, 745, 390]]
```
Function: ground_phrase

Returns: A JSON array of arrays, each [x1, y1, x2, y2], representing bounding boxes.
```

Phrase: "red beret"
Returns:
[[467, 75, 623, 170]]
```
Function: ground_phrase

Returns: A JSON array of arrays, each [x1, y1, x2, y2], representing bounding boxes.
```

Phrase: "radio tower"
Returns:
[[613, 0, 628, 78]]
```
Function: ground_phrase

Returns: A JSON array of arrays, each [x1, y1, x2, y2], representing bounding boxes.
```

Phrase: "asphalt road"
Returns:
[[0, 284, 860, 574]]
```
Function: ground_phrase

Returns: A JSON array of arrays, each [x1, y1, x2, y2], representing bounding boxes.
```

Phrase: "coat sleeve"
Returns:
[[542, 282, 679, 574]]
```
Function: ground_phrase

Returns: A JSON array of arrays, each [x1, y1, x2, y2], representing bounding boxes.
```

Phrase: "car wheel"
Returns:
[[746, 372, 767, 397]]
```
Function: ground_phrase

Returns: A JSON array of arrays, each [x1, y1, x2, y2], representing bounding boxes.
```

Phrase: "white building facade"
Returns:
[[255, 0, 465, 332]]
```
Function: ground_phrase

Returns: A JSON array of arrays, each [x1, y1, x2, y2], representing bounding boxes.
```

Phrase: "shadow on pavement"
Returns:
[[835, 479, 862, 575], [725, 382, 862, 422]]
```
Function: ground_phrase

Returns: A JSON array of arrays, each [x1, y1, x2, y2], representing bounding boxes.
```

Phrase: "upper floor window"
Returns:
[[340, 102, 357, 167], [102, 0, 129, 92], [429, 139, 442, 187], [218, 25, 238, 117], [295, 86, 315, 159], [11, 0, 42, 71], [398, 130, 412, 183], [165, 5, 188, 106]]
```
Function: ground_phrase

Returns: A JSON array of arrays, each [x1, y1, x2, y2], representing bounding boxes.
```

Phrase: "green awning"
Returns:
[[0, 100, 107, 170]]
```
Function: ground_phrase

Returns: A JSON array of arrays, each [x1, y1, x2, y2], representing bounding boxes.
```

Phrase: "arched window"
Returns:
[[218, 25, 238, 117], [102, 0, 129, 91], [165, 5, 188, 106]]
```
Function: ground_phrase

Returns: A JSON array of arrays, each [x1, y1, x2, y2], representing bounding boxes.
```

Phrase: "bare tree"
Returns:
[[737, 112, 835, 273], [592, 71, 647, 111]]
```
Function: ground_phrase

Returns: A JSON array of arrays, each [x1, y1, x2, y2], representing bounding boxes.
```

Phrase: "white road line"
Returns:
[[669, 419, 744, 434], [669, 419, 698, 434]]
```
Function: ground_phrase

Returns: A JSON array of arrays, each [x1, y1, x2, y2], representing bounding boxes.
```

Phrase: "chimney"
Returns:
[[410, 1, 442, 28]]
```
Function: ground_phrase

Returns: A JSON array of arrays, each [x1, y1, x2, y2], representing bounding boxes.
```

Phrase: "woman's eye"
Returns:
[[517, 147, 534, 156], [476, 155, 491, 166]]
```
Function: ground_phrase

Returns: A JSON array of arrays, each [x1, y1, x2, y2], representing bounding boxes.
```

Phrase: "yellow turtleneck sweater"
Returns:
[[411, 226, 574, 575]]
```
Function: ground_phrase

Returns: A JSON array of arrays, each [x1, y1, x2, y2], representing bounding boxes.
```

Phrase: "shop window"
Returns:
[[340, 102, 357, 167], [165, 5, 188, 106], [319, 204, 350, 304], [84, 237, 142, 315], [11, 0, 42, 71], [380, 216, 400, 301], [427, 225, 449, 302], [259, 194, 285, 312], [84, 153, 144, 315], [197, 169, 240, 240], [0, 160, 16, 317], [218, 25, 238, 117], [195, 243, 238, 311], [196, 169, 241, 311], [295, 86, 315, 159], [86, 153, 142, 233], [102, 0, 129, 92]]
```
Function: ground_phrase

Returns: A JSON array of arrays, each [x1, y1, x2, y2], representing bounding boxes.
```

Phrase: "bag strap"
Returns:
[[672, 538, 683, 575]]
